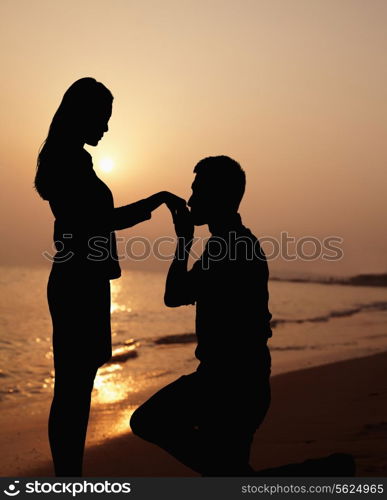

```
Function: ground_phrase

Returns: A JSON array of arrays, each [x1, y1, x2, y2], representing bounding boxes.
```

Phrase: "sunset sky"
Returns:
[[1, 0, 386, 276]]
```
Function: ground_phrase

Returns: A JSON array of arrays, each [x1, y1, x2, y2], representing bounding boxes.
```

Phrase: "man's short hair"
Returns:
[[193, 155, 246, 210]]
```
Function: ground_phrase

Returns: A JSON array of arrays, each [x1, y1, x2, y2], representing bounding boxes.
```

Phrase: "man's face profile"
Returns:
[[188, 174, 212, 226]]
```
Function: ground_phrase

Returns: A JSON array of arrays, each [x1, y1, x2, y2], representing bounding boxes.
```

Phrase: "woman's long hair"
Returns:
[[35, 77, 113, 200]]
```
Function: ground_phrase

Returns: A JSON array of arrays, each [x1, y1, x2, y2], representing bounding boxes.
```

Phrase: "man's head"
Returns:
[[187, 155, 246, 225]]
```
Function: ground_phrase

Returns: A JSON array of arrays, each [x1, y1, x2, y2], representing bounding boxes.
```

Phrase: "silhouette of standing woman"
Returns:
[[35, 77, 183, 476]]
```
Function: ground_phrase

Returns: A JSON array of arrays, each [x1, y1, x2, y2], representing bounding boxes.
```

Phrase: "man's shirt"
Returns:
[[181, 214, 272, 366]]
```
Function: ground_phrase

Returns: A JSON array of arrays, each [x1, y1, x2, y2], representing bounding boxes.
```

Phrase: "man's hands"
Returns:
[[145, 191, 194, 240], [157, 192, 194, 240], [170, 204, 194, 240], [144, 191, 186, 214], [161, 191, 187, 212], [164, 201, 194, 308]]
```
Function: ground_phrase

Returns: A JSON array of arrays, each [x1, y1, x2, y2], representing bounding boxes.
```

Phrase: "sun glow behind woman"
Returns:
[[99, 156, 114, 173]]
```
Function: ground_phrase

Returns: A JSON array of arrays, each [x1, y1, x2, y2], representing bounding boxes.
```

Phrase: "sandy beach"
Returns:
[[2, 351, 386, 477]]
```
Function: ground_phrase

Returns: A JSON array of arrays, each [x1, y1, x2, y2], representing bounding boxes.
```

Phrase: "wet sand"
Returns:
[[3, 351, 387, 477]]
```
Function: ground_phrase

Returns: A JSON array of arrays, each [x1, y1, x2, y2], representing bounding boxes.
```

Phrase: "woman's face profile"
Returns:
[[83, 103, 112, 147]]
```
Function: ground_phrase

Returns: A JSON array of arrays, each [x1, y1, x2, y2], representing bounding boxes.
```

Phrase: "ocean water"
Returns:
[[1, 265, 387, 417]]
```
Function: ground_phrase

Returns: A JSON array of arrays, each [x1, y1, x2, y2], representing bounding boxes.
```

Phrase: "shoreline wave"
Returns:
[[271, 272, 387, 287], [154, 301, 387, 345], [271, 301, 387, 327]]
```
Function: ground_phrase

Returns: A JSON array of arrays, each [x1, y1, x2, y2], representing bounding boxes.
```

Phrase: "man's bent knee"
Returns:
[[130, 406, 148, 438], [130, 405, 164, 443]]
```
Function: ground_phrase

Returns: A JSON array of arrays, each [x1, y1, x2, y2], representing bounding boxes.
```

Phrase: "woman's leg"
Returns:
[[47, 273, 111, 476], [48, 364, 98, 477]]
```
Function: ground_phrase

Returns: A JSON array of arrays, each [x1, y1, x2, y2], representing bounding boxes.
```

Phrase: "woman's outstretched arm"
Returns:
[[50, 188, 185, 234], [113, 192, 186, 230]]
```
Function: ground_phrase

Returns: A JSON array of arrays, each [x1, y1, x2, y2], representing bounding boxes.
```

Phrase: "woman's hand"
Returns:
[[143, 191, 186, 214], [160, 192, 187, 211]]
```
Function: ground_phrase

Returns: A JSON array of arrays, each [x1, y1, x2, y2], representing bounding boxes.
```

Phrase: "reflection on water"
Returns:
[[112, 408, 136, 436], [110, 281, 132, 314], [91, 360, 138, 439], [111, 303, 132, 313], [89, 407, 136, 444], [3, 266, 387, 446], [99, 363, 123, 375], [111, 343, 139, 362], [93, 364, 140, 405], [94, 364, 126, 405]]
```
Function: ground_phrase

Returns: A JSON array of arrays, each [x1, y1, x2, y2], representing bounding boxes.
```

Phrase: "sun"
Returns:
[[100, 157, 114, 173]]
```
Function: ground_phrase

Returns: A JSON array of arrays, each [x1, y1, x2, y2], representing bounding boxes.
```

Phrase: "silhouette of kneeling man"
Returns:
[[131, 156, 272, 476]]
